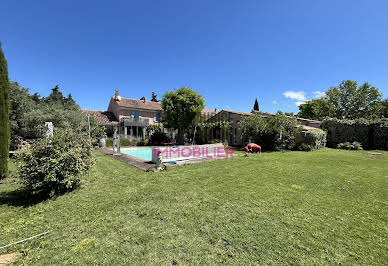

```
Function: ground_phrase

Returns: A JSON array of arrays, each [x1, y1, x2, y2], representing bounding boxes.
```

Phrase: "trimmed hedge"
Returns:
[[321, 118, 388, 150], [304, 129, 327, 149]]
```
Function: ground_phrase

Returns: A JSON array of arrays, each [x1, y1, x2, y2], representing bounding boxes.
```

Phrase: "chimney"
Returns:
[[114, 90, 121, 101]]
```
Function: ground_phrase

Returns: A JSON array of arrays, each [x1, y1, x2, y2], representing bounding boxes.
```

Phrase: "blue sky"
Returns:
[[1, 0, 388, 113]]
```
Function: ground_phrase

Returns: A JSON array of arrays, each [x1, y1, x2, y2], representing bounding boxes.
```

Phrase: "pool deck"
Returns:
[[99, 147, 221, 171], [100, 147, 155, 171]]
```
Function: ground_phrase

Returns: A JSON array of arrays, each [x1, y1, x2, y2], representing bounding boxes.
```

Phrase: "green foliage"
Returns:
[[106, 138, 140, 147], [106, 139, 113, 147], [291, 143, 314, 151], [382, 99, 388, 118], [161, 87, 205, 144], [149, 127, 170, 145], [303, 129, 327, 149], [120, 138, 132, 146], [136, 138, 149, 146], [89, 117, 106, 146], [337, 142, 363, 150], [253, 98, 259, 111], [239, 112, 298, 150], [373, 119, 388, 150], [9, 82, 89, 150], [299, 80, 384, 120], [0, 44, 10, 178], [298, 98, 335, 120], [16, 129, 94, 195], [321, 118, 388, 150]]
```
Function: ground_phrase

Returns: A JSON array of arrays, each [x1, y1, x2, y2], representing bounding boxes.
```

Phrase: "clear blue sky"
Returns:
[[2, 0, 388, 113]]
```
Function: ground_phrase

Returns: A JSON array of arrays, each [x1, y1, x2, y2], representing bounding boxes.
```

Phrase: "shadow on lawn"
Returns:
[[0, 188, 50, 207], [0, 185, 76, 207]]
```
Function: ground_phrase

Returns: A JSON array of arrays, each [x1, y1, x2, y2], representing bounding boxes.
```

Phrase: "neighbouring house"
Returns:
[[205, 110, 253, 145], [83, 91, 217, 140], [81, 110, 118, 137], [202, 110, 321, 146]]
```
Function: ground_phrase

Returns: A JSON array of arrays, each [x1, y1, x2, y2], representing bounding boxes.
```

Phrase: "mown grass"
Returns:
[[0, 149, 387, 264]]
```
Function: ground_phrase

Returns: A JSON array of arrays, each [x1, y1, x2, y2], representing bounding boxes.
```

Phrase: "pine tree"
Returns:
[[0, 43, 10, 178], [253, 98, 259, 111]]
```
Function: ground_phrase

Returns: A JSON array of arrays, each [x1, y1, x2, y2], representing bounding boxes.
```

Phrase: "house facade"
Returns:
[[205, 110, 253, 145], [83, 91, 217, 140], [107, 91, 163, 139]]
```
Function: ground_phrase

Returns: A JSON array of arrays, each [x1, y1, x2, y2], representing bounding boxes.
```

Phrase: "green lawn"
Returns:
[[1, 149, 387, 264]]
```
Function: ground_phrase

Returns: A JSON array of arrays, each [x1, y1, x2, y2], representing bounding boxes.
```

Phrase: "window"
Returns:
[[154, 112, 160, 122], [131, 111, 139, 119]]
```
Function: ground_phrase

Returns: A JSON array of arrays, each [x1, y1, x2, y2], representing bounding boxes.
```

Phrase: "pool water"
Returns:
[[121, 148, 153, 161]]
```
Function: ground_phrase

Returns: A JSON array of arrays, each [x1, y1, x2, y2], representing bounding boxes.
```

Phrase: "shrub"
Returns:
[[17, 130, 94, 195], [239, 112, 298, 151], [136, 138, 149, 146], [337, 142, 352, 150], [352, 141, 363, 150], [303, 129, 327, 149], [89, 117, 106, 146], [292, 143, 314, 151], [150, 130, 170, 145], [373, 119, 388, 150], [106, 139, 113, 147], [120, 138, 132, 146], [337, 141, 363, 150]]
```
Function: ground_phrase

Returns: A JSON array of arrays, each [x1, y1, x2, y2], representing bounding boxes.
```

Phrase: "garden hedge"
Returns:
[[321, 118, 388, 150]]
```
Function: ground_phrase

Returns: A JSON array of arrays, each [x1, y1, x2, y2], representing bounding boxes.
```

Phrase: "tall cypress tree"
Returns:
[[253, 98, 259, 111], [0, 42, 10, 178]]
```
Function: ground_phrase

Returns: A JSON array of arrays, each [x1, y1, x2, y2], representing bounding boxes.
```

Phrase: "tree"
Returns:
[[0, 43, 10, 178], [298, 80, 383, 120], [9, 82, 88, 150], [253, 98, 259, 111], [382, 99, 388, 118], [325, 80, 382, 120], [298, 98, 335, 120], [151, 92, 158, 102], [161, 87, 205, 144]]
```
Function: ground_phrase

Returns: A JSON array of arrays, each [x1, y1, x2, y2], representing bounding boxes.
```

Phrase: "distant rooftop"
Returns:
[[81, 110, 118, 125]]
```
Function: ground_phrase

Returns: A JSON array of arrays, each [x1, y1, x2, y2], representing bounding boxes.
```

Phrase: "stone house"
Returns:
[[203, 110, 321, 146], [205, 110, 253, 145], [83, 91, 217, 140]]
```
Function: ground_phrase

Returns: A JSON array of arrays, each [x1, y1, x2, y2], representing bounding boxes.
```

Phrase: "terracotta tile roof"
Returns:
[[221, 110, 254, 116], [298, 125, 319, 131], [115, 97, 218, 115], [114, 97, 162, 111], [202, 109, 218, 116], [82, 110, 118, 125]]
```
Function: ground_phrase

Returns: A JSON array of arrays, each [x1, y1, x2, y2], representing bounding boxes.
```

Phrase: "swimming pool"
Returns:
[[121, 148, 153, 161]]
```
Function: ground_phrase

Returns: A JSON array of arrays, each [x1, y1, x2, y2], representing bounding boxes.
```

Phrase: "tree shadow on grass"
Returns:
[[0, 185, 79, 208]]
